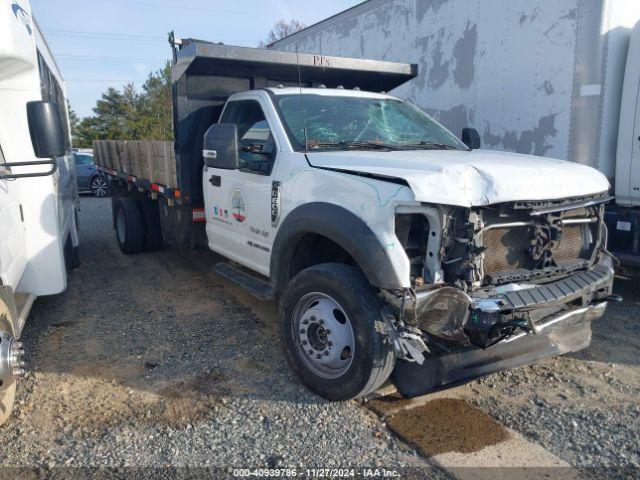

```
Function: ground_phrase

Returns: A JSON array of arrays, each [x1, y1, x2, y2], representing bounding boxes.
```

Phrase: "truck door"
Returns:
[[203, 98, 278, 276], [0, 143, 27, 288]]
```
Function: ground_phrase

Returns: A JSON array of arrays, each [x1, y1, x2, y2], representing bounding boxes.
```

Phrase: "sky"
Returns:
[[30, 0, 361, 118]]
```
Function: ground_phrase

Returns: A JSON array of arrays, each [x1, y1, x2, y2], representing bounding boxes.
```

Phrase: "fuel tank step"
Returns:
[[212, 262, 275, 300]]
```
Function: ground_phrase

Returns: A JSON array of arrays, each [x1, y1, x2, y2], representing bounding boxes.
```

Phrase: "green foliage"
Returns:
[[71, 62, 173, 148], [259, 19, 306, 47]]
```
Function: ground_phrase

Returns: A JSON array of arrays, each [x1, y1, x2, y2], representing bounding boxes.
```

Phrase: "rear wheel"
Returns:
[[140, 197, 163, 251], [63, 235, 81, 270], [115, 197, 145, 254], [279, 263, 395, 401], [90, 176, 109, 197]]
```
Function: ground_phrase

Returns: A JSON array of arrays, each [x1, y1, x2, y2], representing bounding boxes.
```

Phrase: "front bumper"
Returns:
[[392, 301, 607, 397], [391, 254, 615, 398]]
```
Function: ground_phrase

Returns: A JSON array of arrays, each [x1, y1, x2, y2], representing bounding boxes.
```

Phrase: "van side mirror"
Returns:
[[27, 101, 66, 158], [203, 124, 239, 169], [461, 127, 481, 150]]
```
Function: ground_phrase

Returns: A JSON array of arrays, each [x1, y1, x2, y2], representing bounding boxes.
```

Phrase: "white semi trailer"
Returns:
[[0, 0, 79, 423], [272, 0, 640, 263]]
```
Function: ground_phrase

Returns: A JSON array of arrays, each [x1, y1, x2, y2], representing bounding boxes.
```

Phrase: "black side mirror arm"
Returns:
[[0, 159, 58, 179]]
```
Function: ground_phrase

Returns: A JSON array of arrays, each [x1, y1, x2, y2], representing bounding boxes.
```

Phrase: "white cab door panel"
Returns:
[[203, 98, 279, 276]]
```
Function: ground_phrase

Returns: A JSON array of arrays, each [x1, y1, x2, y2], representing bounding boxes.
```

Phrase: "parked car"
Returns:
[[73, 150, 109, 197]]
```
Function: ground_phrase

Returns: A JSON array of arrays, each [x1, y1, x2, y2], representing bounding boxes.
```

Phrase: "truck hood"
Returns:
[[307, 149, 610, 207]]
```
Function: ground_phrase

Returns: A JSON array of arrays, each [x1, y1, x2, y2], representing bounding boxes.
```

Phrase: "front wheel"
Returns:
[[0, 301, 24, 426], [0, 383, 15, 426], [279, 263, 395, 401]]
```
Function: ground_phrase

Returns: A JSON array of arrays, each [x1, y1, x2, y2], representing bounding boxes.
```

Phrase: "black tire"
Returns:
[[63, 235, 81, 271], [115, 197, 145, 254], [140, 197, 163, 251], [90, 175, 110, 197], [279, 263, 395, 401]]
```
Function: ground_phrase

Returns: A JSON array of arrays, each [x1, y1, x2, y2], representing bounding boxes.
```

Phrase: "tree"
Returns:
[[70, 62, 173, 148], [68, 101, 80, 141], [260, 19, 306, 47], [136, 62, 173, 141]]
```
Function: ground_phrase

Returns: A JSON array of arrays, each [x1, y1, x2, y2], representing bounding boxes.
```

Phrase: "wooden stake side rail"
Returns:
[[93, 140, 183, 203]]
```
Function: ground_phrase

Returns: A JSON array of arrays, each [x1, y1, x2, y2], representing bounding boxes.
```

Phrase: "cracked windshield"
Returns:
[[277, 94, 467, 151]]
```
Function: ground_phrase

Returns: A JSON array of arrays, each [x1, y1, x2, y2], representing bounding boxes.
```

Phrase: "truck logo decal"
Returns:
[[247, 240, 270, 253], [230, 187, 247, 223], [271, 181, 281, 227], [313, 55, 330, 67], [11, 2, 32, 35]]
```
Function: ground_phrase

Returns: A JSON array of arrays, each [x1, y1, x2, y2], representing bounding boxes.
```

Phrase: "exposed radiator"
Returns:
[[482, 209, 592, 277]]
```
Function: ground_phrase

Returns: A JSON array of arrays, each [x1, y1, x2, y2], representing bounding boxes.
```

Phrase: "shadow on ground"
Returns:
[[21, 198, 322, 430]]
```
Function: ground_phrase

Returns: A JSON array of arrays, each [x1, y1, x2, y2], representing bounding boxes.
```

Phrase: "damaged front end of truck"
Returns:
[[386, 193, 617, 397]]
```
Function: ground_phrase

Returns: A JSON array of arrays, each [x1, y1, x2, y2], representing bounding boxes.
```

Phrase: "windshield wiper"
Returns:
[[400, 141, 462, 150], [309, 140, 402, 151]]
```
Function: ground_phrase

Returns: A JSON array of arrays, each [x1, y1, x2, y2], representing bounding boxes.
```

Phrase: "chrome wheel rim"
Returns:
[[291, 292, 355, 379], [91, 177, 108, 197]]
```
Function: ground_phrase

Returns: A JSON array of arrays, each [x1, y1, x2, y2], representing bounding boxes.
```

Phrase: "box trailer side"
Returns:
[[272, 0, 640, 182], [616, 20, 640, 208]]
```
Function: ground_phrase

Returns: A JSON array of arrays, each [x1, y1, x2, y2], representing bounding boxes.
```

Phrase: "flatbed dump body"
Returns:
[[94, 140, 179, 198]]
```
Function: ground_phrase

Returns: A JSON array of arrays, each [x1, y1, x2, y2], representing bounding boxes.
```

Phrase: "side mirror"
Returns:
[[461, 127, 481, 150], [203, 124, 239, 169], [27, 101, 66, 158]]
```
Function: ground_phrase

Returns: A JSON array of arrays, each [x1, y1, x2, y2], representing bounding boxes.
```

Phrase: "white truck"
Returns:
[[0, 0, 80, 423], [95, 36, 617, 401], [271, 0, 640, 265]]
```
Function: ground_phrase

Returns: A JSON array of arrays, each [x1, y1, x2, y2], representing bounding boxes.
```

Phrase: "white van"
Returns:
[[0, 0, 79, 424]]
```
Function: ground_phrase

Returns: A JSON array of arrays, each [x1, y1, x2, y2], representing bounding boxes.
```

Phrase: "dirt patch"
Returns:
[[384, 398, 510, 457], [150, 370, 228, 427], [70, 361, 146, 383], [50, 321, 76, 328]]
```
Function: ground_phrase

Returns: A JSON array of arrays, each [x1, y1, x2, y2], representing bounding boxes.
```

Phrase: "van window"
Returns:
[[36, 50, 70, 150]]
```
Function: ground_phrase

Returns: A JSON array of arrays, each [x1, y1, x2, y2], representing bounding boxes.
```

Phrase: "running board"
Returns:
[[213, 262, 275, 300]]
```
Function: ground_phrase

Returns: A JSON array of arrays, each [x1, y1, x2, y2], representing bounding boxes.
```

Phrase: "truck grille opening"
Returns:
[[441, 202, 603, 289], [483, 217, 587, 273]]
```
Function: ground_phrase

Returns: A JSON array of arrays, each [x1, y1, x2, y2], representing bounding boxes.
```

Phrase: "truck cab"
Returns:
[[97, 38, 616, 401]]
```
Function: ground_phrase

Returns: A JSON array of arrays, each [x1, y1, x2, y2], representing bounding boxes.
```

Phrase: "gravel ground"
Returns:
[[468, 266, 640, 476], [0, 197, 447, 478], [0, 196, 638, 478]]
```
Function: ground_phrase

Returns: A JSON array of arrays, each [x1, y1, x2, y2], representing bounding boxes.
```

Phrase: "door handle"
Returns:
[[209, 175, 221, 187]]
